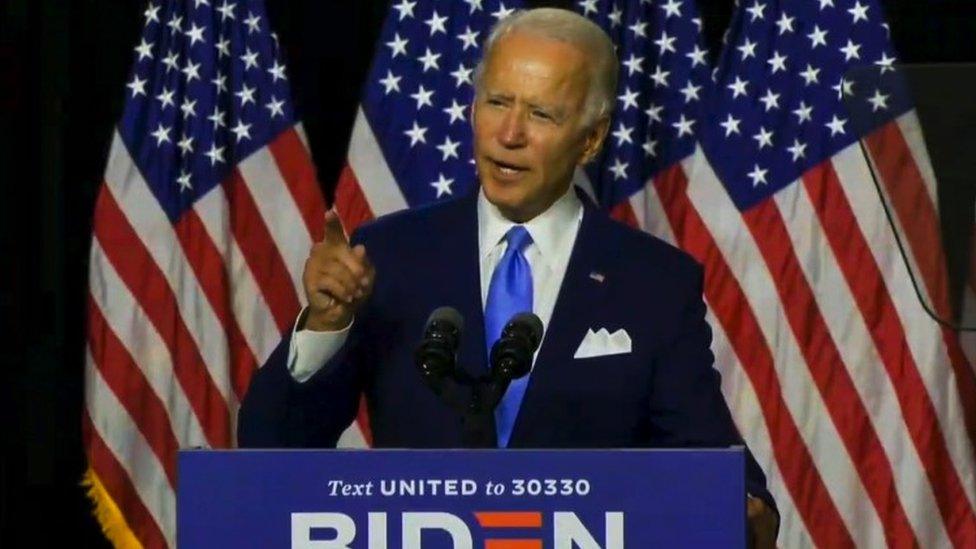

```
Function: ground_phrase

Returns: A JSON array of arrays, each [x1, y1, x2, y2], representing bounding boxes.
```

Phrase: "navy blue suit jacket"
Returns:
[[239, 188, 776, 513]]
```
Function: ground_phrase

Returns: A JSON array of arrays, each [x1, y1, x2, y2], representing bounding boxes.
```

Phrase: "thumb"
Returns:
[[323, 209, 348, 244]]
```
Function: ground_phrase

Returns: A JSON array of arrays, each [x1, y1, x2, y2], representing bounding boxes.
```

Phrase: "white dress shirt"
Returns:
[[287, 185, 584, 382]]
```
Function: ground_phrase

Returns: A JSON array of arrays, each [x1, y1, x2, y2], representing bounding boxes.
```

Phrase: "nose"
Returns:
[[497, 107, 527, 149]]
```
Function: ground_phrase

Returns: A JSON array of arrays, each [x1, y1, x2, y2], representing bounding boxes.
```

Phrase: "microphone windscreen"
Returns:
[[427, 306, 464, 332], [508, 312, 544, 350]]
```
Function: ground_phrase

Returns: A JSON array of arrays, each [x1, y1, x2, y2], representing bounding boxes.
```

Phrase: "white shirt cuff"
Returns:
[[286, 308, 353, 383]]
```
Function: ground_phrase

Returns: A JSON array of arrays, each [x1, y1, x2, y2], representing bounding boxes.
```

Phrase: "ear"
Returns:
[[578, 115, 611, 166]]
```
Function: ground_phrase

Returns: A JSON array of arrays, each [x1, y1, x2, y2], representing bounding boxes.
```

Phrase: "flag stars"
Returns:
[[235, 84, 256, 106], [431, 173, 454, 197], [808, 25, 828, 48], [436, 136, 461, 161], [215, 38, 230, 58], [126, 75, 147, 97], [240, 48, 259, 70], [608, 6, 623, 27], [156, 87, 175, 109], [840, 40, 862, 61], [787, 138, 807, 161], [618, 87, 639, 111], [650, 65, 670, 88], [759, 89, 781, 111], [679, 81, 702, 103], [818, 0, 835, 9], [244, 11, 261, 34], [629, 20, 648, 39], [443, 100, 467, 124], [230, 120, 252, 143], [867, 89, 890, 112], [660, 0, 682, 18], [875, 53, 896, 74], [578, 0, 598, 17], [792, 101, 813, 123], [450, 64, 473, 87], [654, 31, 676, 54], [134, 38, 154, 61], [144, 3, 160, 24], [727, 76, 749, 98], [746, 1, 766, 22], [404, 121, 428, 146], [737, 38, 758, 60], [212, 73, 228, 93], [464, 0, 483, 13], [419, 48, 442, 72], [177, 134, 194, 155], [266, 96, 285, 118], [767, 51, 787, 74], [457, 26, 479, 51], [424, 11, 448, 36], [720, 114, 741, 137], [151, 123, 171, 146], [491, 2, 515, 20], [612, 123, 634, 146], [645, 103, 664, 123], [825, 115, 847, 136], [848, 1, 870, 23], [410, 85, 435, 110], [747, 164, 768, 187], [268, 60, 287, 82], [167, 14, 183, 34], [775, 12, 794, 34], [799, 64, 820, 86], [208, 107, 227, 129], [182, 60, 201, 82], [609, 158, 629, 180], [686, 45, 707, 68], [753, 126, 774, 149], [217, 1, 236, 20], [393, 0, 417, 20], [204, 143, 225, 166], [642, 138, 658, 157], [181, 98, 197, 119], [386, 33, 409, 58], [672, 114, 695, 137], [176, 170, 193, 192], [622, 54, 644, 76], [186, 23, 206, 46], [832, 77, 855, 99], [379, 70, 401, 94], [162, 50, 179, 72]]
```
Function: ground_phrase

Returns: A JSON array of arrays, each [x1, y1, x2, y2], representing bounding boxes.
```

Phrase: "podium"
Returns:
[[178, 448, 745, 548]]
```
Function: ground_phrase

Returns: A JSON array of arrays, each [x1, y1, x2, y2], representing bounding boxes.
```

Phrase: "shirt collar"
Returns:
[[477, 185, 583, 268]]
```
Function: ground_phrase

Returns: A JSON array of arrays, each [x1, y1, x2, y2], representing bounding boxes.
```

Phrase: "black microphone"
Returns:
[[414, 307, 464, 392], [485, 312, 544, 409]]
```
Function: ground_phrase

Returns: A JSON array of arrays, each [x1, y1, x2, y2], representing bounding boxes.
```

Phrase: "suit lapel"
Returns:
[[509, 200, 611, 445]]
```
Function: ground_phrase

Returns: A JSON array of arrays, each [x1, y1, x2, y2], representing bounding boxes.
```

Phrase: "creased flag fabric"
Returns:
[[83, 1, 325, 546], [575, 0, 976, 547]]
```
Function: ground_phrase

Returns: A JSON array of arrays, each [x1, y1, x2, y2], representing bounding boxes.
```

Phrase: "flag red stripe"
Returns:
[[335, 163, 377, 233], [93, 188, 231, 447], [741, 200, 917, 545], [84, 411, 168, 549], [609, 200, 640, 229], [803, 162, 976, 546], [268, 128, 328, 242], [87, 296, 179, 487], [654, 165, 854, 548], [174, 209, 258, 401], [222, 168, 302, 334], [863, 123, 976, 451]]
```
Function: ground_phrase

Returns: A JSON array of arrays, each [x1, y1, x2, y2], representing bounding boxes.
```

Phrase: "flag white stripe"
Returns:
[[103, 133, 237, 408], [895, 112, 940, 209], [630, 182, 676, 245], [831, 145, 976, 509], [348, 107, 409, 217], [684, 152, 883, 547], [237, 146, 312, 303], [773, 178, 950, 547], [193, 185, 281, 365], [89, 239, 209, 450], [85, 350, 176, 548]]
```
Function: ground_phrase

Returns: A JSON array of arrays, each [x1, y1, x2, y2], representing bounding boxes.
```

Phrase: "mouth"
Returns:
[[486, 156, 529, 180]]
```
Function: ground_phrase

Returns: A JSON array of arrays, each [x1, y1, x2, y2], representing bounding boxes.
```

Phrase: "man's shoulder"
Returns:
[[592, 209, 702, 279], [351, 194, 471, 244]]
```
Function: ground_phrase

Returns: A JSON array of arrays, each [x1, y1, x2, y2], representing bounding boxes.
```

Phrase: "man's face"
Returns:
[[472, 31, 609, 222]]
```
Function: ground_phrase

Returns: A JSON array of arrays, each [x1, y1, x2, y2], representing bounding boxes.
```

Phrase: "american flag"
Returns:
[[83, 1, 325, 546], [575, 0, 976, 547]]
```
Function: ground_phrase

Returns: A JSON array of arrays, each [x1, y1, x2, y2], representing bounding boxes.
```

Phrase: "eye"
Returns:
[[485, 97, 505, 107], [531, 109, 553, 121]]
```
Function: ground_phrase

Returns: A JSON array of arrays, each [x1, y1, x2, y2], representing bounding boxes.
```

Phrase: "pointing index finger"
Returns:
[[323, 209, 349, 245]]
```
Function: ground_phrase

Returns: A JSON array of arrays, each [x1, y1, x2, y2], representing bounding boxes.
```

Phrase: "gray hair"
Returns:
[[473, 8, 619, 126]]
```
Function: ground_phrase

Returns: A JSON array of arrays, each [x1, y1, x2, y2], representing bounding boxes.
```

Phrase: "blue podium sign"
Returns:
[[178, 449, 744, 548]]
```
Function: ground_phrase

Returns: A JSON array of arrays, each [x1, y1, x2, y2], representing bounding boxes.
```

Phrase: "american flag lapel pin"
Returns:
[[589, 271, 606, 283]]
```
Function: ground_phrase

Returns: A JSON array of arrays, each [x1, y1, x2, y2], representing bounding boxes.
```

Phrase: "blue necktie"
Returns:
[[484, 225, 534, 448]]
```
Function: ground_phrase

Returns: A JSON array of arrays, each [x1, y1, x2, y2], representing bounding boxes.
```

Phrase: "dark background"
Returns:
[[1, 0, 973, 545]]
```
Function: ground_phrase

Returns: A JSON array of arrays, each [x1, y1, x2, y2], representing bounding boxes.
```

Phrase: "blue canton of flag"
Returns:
[[574, 0, 713, 209], [361, 0, 523, 207], [700, 0, 907, 210], [121, 0, 297, 221]]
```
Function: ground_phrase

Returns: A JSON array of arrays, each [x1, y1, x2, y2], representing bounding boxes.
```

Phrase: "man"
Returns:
[[239, 8, 777, 545]]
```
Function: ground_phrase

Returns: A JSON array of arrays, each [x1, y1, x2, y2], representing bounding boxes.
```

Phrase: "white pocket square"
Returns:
[[573, 328, 632, 359]]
